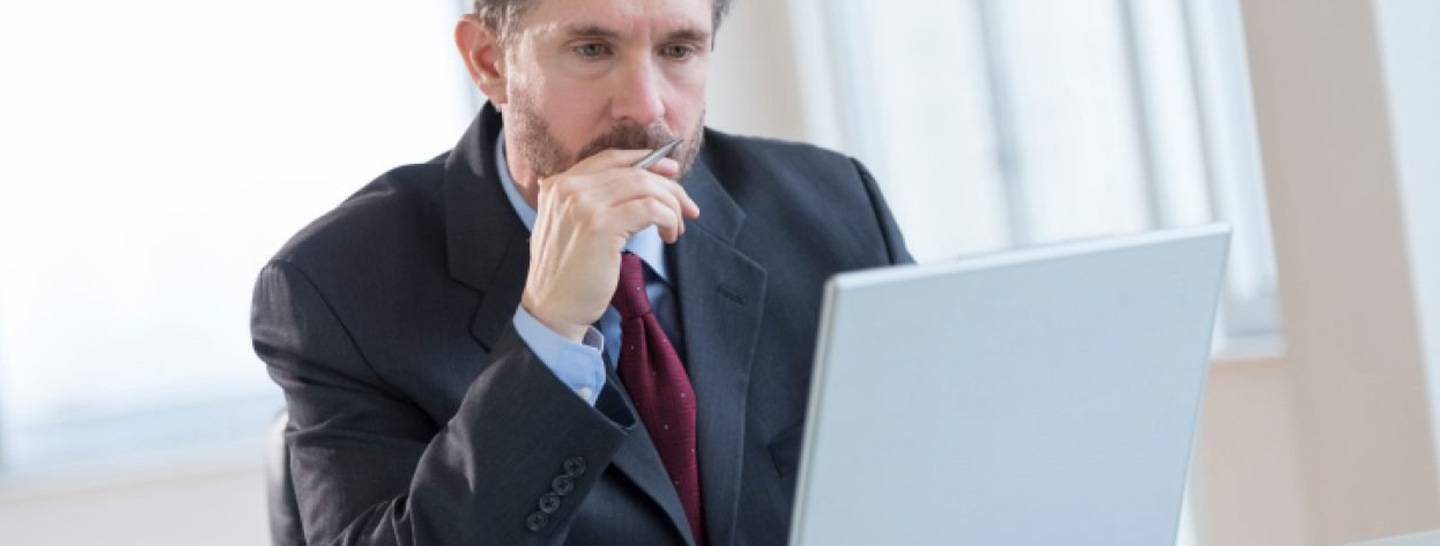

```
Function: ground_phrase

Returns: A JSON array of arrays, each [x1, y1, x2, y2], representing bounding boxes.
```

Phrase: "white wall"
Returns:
[[704, 0, 810, 140], [1374, 0, 1440, 492], [1195, 1, 1440, 544]]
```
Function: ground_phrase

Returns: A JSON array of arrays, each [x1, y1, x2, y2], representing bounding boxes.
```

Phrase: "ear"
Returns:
[[455, 15, 509, 104]]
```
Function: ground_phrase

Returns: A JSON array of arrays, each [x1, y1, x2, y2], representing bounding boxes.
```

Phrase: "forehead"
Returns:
[[518, 0, 713, 38]]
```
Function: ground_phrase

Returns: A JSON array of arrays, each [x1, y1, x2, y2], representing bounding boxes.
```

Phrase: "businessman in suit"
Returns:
[[251, 0, 911, 544]]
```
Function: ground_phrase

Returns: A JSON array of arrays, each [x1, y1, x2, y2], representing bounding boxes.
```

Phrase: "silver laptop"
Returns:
[[788, 224, 1231, 546]]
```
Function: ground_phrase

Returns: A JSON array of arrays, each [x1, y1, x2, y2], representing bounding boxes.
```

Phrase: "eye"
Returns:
[[574, 43, 610, 58], [661, 44, 694, 60]]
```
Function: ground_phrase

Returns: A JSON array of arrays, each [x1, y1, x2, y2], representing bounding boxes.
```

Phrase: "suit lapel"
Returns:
[[442, 105, 531, 351], [670, 153, 767, 546]]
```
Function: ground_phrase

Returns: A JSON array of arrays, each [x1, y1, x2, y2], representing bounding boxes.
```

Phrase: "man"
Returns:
[[251, 0, 911, 544]]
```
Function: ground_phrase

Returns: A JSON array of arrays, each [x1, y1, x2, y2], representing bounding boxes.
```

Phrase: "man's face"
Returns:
[[499, 0, 712, 180]]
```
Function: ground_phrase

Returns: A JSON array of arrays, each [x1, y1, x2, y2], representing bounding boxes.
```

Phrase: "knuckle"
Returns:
[[648, 200, 674, 221], [640, 175, 674, 201], [619, 175, 648, 196], [554, 175, 579, 195], [557, 192, 580, 215]]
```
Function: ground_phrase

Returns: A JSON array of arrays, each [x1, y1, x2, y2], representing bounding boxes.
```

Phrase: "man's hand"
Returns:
[[522, 149, 701, 342]]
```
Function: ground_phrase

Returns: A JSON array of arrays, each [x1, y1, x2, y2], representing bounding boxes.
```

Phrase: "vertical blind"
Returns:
[[824, 0, 1281, 349]]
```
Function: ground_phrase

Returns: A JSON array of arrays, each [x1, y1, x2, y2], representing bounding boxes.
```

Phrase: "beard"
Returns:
[[506, 93, 705, 182]]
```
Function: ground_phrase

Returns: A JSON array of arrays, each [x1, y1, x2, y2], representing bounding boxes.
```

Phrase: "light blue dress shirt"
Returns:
[[495, 131, 685, 405]]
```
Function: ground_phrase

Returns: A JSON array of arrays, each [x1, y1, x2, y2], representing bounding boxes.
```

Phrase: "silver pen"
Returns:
[[632, 139, 682, 168]]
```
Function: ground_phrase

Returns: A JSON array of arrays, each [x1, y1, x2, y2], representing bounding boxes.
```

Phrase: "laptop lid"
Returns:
[[788, 224, 1231, 546]]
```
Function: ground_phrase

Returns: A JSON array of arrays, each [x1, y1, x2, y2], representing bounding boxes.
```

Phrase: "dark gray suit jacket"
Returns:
[[251, 103, 912, 546]]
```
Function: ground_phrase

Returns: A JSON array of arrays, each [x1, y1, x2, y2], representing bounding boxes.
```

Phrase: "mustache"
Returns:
[[576, 122, 678, 160]]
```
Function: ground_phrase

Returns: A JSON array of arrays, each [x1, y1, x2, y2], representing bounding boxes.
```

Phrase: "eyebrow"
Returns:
[[665, 27, 712, 44], [563, 24, 621, 40], [561, 23, 712, 44]]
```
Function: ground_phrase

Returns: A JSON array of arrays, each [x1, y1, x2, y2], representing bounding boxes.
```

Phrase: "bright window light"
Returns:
[[0, 0, 476, 471]]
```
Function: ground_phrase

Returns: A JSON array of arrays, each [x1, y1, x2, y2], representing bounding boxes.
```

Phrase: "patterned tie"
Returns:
[[612, 252, 708, 546]]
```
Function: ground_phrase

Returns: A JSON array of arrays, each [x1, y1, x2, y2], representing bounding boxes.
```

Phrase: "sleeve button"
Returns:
[[551, 474, 576, 496], [564, 456, 587, 477], [525, 511, 549, 532], [538, 492, 561, 514]]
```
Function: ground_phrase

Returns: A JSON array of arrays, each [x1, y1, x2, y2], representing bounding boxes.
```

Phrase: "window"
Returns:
[[0, 0, 477, 472], [818, 0, 1281, 352]]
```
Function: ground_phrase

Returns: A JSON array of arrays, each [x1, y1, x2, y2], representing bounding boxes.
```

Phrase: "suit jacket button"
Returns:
[[538, 492, 561, 514], [526, 511, 549, 532], [551, 474, 576, 496], [564, 456, 587, 477]]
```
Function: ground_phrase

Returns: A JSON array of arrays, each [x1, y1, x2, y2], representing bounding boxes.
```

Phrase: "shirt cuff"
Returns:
[[512, 306, 607, 405]]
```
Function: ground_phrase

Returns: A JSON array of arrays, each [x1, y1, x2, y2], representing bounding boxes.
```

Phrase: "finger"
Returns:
[[625, 174, 688, 238], [574, 146, 685, 173], [612, 197, 684, 243], [667, 176, 700, 219], [633, 171, 696, 232], [642, 167, 699, 219], [575, 170, 689, 234], [606, 166, 698, 219], [601, 159, 696, 218], [644, 157, 681, 180]]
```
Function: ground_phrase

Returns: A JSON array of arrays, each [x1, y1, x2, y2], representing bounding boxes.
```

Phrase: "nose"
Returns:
[[610, 52, 666, 126]]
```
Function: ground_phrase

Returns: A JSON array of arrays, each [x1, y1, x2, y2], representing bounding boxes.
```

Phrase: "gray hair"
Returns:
[[473, 0, 734, 41]]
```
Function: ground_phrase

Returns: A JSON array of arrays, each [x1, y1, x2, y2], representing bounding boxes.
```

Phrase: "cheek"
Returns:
[[666, 59, 709, 96], [518, 51, 603, 114], [520, 73, 610, 146], [664, 64, 709, 129]]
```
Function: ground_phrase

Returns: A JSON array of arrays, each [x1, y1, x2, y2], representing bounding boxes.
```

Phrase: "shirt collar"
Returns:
[[495, 129, 669, 281]]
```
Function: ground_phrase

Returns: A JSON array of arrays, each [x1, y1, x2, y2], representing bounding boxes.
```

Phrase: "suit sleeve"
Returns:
[[852, 158, 916, 266], [252, 259, 627, 546]]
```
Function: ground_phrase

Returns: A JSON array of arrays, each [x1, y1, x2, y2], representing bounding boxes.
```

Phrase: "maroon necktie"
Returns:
[[612, 252, 708, 546]]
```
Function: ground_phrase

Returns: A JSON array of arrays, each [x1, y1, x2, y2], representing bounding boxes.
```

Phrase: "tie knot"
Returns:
[[611, 253, 652, 319]]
